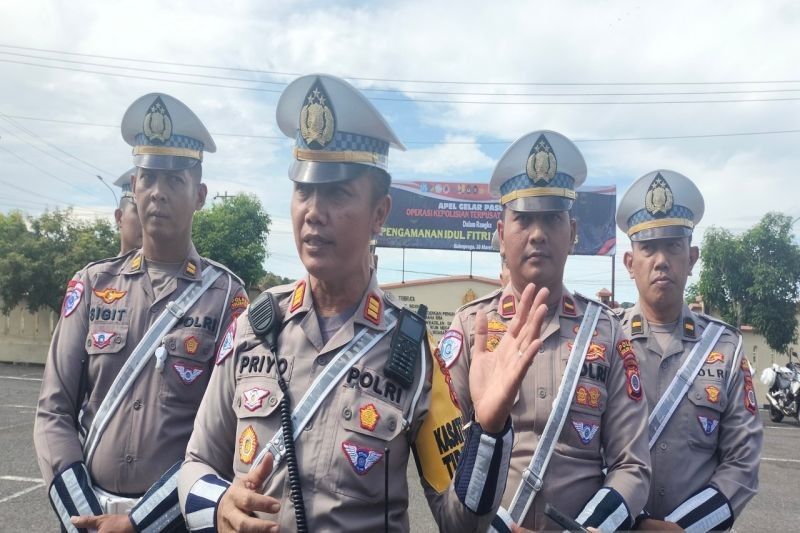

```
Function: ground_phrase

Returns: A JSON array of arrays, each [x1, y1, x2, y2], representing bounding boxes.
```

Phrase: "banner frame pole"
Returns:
[[611, 254, 616, 304]]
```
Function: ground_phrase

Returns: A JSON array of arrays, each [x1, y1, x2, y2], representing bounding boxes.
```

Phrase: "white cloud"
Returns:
[[392, 135, 494, 177]]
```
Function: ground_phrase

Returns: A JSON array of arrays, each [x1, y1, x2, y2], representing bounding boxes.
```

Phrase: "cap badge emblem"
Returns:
[[645, 173, 674, 216], [526, 134, 557, 184], [300, 79, 336, 149], [143, 96, 173, 144]]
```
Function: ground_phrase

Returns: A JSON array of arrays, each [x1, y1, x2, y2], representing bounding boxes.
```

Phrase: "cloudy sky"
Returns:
[[1, 1, 799, 302]]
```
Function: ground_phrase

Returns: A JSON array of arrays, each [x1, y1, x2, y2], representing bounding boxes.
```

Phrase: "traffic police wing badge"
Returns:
[[300, 79, 336, 149], [143, 96, 173, 144], [526, 133, 557, 184]]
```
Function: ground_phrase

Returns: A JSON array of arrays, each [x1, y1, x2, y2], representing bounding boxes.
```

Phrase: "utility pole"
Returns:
[[214, 191, 235, 201]]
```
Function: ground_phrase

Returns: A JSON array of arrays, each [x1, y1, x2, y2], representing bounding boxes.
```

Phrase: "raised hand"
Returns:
[[217, 453, 282, 532], [71, 513, 135, 532], [469, 283, 550, 433]]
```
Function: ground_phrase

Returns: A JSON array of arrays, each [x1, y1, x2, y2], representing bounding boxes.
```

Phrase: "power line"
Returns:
[[0, 144, 103, 201], [5, 113, 800, 145], [4, 49, 800, 98], [3, 43, 800, 87], [5, 57, 800, 105]]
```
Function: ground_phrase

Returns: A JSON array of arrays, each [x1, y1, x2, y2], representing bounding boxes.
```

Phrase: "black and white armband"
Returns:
[[664, 485, 733, 532], [576, 487, 633, 532], [183, 474, 231, 532], [453, 418, 513, 515], [129, 461, 184, 532], [48, 462, 102, 533]]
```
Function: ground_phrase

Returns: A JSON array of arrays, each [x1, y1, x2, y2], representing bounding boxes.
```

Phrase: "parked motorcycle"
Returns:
[[760, 354, 800, 423]]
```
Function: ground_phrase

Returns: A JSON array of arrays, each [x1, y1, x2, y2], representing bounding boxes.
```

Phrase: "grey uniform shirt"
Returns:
[[620, 303, 763, 522]]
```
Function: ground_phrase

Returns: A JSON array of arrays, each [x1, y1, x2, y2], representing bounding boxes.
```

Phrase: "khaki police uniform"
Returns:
[[445, 284, 651, 531], [442, 129, 651, 531], [34, 93, 247, 532], [617, 170, 762, 530], [178, 73, 512, 533]]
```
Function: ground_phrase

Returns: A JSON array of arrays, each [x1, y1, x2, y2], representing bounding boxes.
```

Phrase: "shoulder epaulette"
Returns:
[[456, 286, 502, 314], [573, 291, 616, 317], [85, 250, 136, 273], [201, 256, 245, 287], [382, 290, 404, 311], [696, 312, 740, 336]]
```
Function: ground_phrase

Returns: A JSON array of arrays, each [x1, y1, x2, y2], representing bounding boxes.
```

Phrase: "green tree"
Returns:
[[193, 194, 271, 289], [0, 209, 119, 314], [260, 271, 294, 290], [694, 212, 800, 354]]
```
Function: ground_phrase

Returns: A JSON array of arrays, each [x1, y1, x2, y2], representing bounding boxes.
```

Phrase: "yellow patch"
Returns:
[[364, 294, 381, 325], [706, 351, 725, 364], [359, 403, 380, 431], [184, 336, 199, 355], [238, 425, 258, 464], [93, 288, 127, 304], [487, 319, 507, 333], [130, 254, 142, 271], [290, 280, 306, 312], [585, 342, 607, 362], [501, 295, 516, 317], [705, 385, 720, 403], [416, 332, 464, 493], [588, 387, 601, 408], [486, 335, 501, 352], [185, 261, 197, 276]]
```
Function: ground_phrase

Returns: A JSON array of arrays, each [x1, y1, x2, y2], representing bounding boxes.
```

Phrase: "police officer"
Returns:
[[33, 93, 247, 532], [114, 167, 143, 255], [178, 74, 550, 532], [616, 170, 762, 531], [444, 130, 651, 531]]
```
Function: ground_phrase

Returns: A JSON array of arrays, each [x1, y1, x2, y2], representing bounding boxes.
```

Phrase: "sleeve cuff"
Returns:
[[453, 417, 513, 515], [576, 487, 632, 532], [184, 474, 231, 532], [47, 461, 102, 533], [129, 461, 184, 532], [665, 485, 733, 532]]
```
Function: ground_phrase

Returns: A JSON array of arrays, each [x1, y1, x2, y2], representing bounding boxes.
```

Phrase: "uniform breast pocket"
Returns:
[[232, 378, 283, 474], [159, 329, 216, 405], [687, 380, 727, 451], [333, 387, 405, 503], [86, 323, 129, 356]]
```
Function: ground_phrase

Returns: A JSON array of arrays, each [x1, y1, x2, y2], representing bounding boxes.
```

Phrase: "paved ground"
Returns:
[[2, 361, 796, 531]]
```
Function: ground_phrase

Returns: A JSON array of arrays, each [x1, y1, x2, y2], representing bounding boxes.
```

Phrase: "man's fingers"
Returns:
[[244, 452, 274, 491], [70, 515, 99, 527], [508, 283, 536, 337], [223, 504, 278, 533], [232, 484, 281, 515], [473, 310, 488, 356]]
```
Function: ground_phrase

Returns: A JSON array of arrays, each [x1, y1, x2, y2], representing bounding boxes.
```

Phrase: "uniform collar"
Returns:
[[284, 271, 389, 332], [495, 283, 580, 319], [122, 244, 203, 282], [628, 302, 698, 343]]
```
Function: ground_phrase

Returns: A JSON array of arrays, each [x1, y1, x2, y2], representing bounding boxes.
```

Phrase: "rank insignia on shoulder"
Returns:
[[697, 416, 719, 435], [239, 425, 259, 464], [571, 420, 600, 444], [500, 295, 516, 318], [62, 279, 85, 317], [706, 351, 725, 364], [364, 293, 381, 325], [684, 317, 696, 338], [185, 261, 197, 276], [562, 295, 576, 316], [173, 363, 204, 385], [705, 385, 720, 403], [184, 336, 199, 355], [216, 320, 236, 365], [341, 441, 383, 475], [91, 331, 116, 349], [130, 254, 142, 271], [93, 287, 127, 304], [631, 314, 643, 335], [359, 403, 380, 431], [243, 388, 270, 412], [290, 280, 306, 313], [438, 330, 463, 368]]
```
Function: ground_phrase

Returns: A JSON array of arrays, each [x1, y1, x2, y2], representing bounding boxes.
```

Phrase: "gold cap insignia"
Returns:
[[526, 134, 557, 184], [300, 79, 336, 149], [143, 96, 173, 144], [645, 173, 674, 216]]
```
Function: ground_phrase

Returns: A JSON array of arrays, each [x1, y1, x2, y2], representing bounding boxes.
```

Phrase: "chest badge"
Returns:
[[243, 388, 270, 412], [172, 363, 204, 385], [239, 425, 259, 464], [705, 385, 721, 403], [359, 403, 380, 431], [184, 336, 199, 355], [341, 441, 383, 475], [571, 420, 600, 444], [93, 288, 127, 304], [697, 416, 719, 435], [706, 352, 725, 364], [91, 331, 116, 349]]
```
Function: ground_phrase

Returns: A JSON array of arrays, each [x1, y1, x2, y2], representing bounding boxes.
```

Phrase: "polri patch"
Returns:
[[93, 287, 127, 304], [62, 279, 84, 317], [173, 363, 204, 385], [91, 331, 116, 349], [242, 388, 270, 412], [697, 416, 719, 435], [438, 330, 463, 368], [216, 320, 236, 365], [359, 403, 380, 431], [230, 294, 249, 316], [341, 441, 383, 475], [239, 425, 259, 464], [571, 420, 600, 444]]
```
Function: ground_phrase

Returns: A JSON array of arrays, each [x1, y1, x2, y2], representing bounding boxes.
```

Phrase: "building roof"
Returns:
[[381, 275, 501, 290]]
